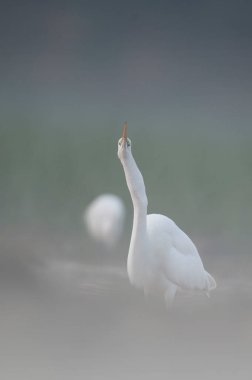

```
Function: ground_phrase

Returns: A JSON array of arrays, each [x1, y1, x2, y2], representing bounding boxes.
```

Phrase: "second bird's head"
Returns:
[[117, 122, 132, 160]]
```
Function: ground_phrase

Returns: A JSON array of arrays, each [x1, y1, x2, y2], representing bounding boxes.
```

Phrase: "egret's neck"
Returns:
[[120, 150, 149, 287], [120, 151, 148, 217]]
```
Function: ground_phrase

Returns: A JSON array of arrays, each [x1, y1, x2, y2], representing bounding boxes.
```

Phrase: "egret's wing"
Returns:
[[147, 214, 215, 291], [163, 245, 211, 290]]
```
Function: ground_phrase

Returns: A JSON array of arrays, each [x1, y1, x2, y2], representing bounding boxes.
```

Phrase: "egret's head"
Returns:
[[117, 122, 132, 160]]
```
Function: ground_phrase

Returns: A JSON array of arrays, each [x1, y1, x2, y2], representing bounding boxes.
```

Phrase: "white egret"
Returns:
[[118, 123, 216, 307], [84, 194, 125, 248]]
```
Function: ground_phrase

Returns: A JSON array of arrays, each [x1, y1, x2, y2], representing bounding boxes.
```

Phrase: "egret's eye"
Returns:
[[118, 138, 131, 147], [126, 138, 131, 147]]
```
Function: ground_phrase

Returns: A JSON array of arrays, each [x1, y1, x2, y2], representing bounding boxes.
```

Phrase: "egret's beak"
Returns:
[[121, 122, 128, 147]]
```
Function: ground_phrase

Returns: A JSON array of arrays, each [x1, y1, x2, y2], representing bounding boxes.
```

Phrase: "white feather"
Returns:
[[84, 194, 125, 248]]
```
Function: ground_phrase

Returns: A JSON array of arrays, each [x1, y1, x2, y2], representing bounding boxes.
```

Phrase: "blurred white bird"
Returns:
[[117, 123, 216, 307], [83, 194, 125, 248]]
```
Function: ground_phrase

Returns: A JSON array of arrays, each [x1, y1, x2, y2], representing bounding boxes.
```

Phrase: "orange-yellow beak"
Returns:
[[121, 122, 128, 147]]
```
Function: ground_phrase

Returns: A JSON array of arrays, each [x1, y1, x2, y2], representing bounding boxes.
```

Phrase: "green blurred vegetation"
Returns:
[[0, 118, 251, 237]]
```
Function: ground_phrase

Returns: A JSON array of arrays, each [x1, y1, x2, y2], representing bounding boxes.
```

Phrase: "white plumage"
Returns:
[[84, 194, 125, 248], [118, 123, 216, 307]]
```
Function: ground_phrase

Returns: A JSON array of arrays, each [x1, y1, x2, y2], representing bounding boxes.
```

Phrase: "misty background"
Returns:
[[0, 1, 251, 379]]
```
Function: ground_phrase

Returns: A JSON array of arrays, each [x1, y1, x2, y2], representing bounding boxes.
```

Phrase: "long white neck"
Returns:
[[120, 150, 149, 287], [121, 152, 148, 213]]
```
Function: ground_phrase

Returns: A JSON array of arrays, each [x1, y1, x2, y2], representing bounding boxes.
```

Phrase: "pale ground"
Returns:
[[0, 226, 251, 380]]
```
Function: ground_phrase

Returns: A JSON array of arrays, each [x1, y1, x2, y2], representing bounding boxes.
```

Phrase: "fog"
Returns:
[[0, 227, 251, 379], [0, 1, 252, 379]]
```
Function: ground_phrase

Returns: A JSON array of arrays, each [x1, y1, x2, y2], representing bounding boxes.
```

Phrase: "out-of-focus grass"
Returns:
[[0, 119, 251, 237]]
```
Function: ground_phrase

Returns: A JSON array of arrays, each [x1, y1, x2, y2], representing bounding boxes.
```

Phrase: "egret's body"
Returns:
[[84, 194, 125, 248], [118, 123, 216, 306]]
